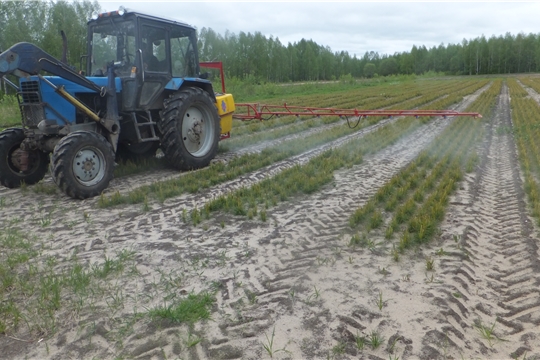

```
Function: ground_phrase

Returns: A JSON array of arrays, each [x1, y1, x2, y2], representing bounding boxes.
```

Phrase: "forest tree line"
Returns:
[[1, 0, 540, 83]]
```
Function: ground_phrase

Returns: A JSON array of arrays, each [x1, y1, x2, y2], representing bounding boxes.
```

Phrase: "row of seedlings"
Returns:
[[189, 80, 492, 223], [349, 79, 502, 257], [507, 78, 540, 224], [100, 79, 489, 208]]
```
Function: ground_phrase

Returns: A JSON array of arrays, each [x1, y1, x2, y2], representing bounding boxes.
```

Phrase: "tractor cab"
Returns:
[[87, 9, 201, 111]]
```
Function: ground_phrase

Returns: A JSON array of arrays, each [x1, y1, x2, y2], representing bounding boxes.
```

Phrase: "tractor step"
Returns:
[[130, 111, 159, 142]]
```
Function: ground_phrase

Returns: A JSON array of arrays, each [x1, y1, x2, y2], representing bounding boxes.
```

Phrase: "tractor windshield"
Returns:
[[170, 27, 198, 77], [90, 19, 136, 76]]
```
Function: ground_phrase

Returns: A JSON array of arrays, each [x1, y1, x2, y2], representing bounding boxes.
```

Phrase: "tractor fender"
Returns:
[[165, 78, 216, 101]]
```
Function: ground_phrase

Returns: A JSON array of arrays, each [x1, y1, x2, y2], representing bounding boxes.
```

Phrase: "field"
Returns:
[[1, 75, 540, 359]]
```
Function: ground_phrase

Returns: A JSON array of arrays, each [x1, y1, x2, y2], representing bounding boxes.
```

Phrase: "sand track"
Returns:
[[425, 83, 540, 358], [4, 82, 540, 359]]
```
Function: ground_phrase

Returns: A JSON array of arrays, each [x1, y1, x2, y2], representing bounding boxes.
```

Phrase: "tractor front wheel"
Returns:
[[0, 128, 49, 188], [159, 87, 220, 170], [51, 131, 114, 199]]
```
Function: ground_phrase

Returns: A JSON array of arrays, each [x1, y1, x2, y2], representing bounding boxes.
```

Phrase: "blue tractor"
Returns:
[[0, 8, 234, 199]]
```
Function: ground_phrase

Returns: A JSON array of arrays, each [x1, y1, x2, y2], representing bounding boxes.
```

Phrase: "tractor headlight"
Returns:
[[118, 6, 126, 16], [91, 11, 99, 20]]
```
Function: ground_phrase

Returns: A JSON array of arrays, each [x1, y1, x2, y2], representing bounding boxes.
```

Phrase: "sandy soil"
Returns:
[[1, 82, 539, 359]]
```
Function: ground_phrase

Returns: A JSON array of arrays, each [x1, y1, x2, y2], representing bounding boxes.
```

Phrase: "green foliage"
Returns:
[[348, 79, 501, 256], [379, 58, 399, 76], [0, 0, 101, 69], [148, 292, 215, 324], [507, 78, 540, 227], [0, 95, 20, 130], [363, 63, 376, 78], [1, 1, 537, 85], [0, 229, 138, 337]]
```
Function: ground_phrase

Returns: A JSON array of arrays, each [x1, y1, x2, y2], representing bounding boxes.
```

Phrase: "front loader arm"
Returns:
[[0, 42, 120, 151], [0, 42, 103, 94]]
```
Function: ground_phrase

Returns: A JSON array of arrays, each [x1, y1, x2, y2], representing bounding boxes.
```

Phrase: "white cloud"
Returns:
[[98, 1, 540, 55]]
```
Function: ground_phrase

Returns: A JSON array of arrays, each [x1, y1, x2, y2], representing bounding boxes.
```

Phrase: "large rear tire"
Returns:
[[159, 87, 220, 170], [0, 128, 49, 188], [115, 141, 160, 163], [51, 131, 114, 199]]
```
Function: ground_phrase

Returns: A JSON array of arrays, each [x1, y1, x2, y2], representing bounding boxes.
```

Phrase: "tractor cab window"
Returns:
[[141, 25, 167, 72], [90, 20, 136, 76], [170, 27, 197, 78]]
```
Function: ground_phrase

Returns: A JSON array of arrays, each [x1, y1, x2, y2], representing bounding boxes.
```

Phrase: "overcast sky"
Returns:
[[98, 1, 540, 57]]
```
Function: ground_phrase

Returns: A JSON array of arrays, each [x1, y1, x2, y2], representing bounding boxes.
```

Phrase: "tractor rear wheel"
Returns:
[[0, 128, 49, 188], [159, 87, 220, 170], [51, 131, 114, 199], [116, 141, 160, 163]]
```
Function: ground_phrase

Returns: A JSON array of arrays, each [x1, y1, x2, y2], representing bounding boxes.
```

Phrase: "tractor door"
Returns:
[[170, 26, 199, 78], [136, 24, 171, 109]]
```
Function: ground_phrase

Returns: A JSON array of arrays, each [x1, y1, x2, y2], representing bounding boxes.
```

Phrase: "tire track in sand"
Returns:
[[421, 82, 540, 359], [9, 85, 489, 360], [178, 86, 490, 359]]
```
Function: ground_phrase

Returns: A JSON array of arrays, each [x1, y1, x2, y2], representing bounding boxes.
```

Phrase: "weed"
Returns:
[[375, 290, 385, 311], [354, 332, 366, 350], [332, 341, 346, 355], [142, 196, 150, 212], [191, 207, 201, 226], [148, 292, 215, 324], [349, 233, 365, 247], [181, 208, 187, 223], [40, 214, 52, 227], [304, 293, 317, 306], [368, 330, 384, 349], [262, 326, 287, 358], [388, 336, 400, 353], [436, 248, 446, 256], [391, 245, 399, 262], [438, 331, 450, 359], [32, 181, 57, 195], [316, 256, 329, 266], [313, 286, 321, 299], [288, 288, 296, 306], [425, 256, 435, 271], [366, 238, 378, 252], [246, 289, 258, 305], [185, 333, 202, 348], [474, 318, 505, 347]]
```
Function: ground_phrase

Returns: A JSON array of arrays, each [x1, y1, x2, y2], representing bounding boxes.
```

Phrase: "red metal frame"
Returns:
[[233, 103, 482, 121], [199, 61, 226, 93], [198, 62, 482, 121]]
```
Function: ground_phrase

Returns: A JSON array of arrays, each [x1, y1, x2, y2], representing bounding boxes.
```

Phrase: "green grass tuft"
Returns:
[[148, 292, 215, 324]]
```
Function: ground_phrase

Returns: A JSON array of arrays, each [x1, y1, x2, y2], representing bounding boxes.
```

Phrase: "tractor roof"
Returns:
[[88, 7, 196, 31]]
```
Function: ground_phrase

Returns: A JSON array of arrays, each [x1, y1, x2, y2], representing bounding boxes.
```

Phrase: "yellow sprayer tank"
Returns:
[[215, 93, 235, 135]]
